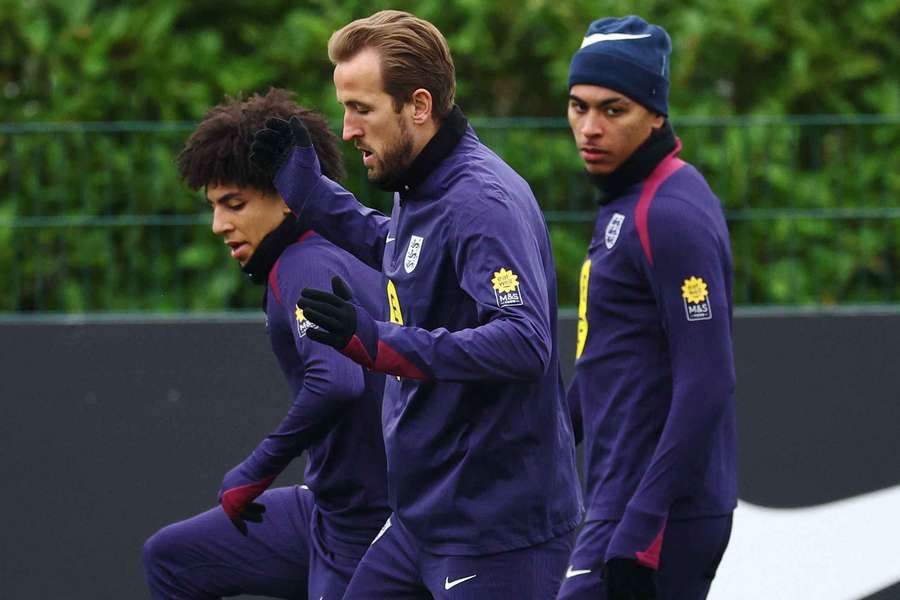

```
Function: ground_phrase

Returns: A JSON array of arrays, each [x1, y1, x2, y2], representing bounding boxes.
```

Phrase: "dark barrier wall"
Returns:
[[1, 313, 899, 599]]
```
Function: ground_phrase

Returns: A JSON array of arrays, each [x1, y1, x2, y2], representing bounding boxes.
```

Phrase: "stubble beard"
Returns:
[[370, 116, 414, 186]]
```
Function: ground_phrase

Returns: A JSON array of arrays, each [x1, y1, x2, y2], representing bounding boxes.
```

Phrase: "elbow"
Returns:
[[528, 319, 553, 375], [514, 325, 552, 379], [306, 370, 365, 405], [690, 372, 735, 427], [533, 336, 552, 375], [714, 368, 737, 415], [327, 377, 365, 404]]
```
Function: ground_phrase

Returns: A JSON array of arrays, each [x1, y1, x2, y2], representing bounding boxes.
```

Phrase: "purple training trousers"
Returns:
[[556, 515, 732, 600], [342, 514, 575, 599], [142, 486, 369, 600]]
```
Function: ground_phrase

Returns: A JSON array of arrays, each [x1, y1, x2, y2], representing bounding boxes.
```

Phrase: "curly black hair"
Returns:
[[176, 87, 345, 193]]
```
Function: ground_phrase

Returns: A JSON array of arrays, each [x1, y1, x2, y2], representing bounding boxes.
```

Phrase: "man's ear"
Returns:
[[651, 113, 665, 129], [410, 88, 433, 125]]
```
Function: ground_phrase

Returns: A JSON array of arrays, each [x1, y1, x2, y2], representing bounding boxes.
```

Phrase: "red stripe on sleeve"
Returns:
[[374, 340, 429, 380], [634, 141, 686, 266], [635, 522, 667, 570], [268, 258, 283, 305], [266, 231, 315, 306], [342, 335, 375, 369]]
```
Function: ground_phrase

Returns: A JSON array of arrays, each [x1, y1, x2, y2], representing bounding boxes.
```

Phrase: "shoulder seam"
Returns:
[[450, 177, 514, 237], [634, 155, 686, 266], [268, 257, 284, 306]]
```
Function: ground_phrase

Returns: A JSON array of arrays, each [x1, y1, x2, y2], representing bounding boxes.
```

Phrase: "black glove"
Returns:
[[250, 116, 312, 180], [604, 558, 658, 600], [297, 276, 358, 350]]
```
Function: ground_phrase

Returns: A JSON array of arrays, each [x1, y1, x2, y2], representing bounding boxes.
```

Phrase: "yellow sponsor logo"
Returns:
[[491, 268, 519, 293], [681, 276, 709, 303], [295, 306, 315, 337], [576, 259, 591, 359], [387, 279, 404, 325], [491, 268, 524, 307], [681, 276, 712, 321]]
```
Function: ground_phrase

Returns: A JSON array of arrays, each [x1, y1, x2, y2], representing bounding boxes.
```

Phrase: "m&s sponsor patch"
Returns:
[[295, 306, 318, 337], [491, 268, 524, 307], [681, 276, 712, 321]]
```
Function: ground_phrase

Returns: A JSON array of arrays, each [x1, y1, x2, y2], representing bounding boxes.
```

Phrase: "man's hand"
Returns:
[[218, 465, 276, 536], [250, 116, 313, 180], [604, 558, 658, 600], [299, 276, 388, 372], [298, 276, 359, 351]]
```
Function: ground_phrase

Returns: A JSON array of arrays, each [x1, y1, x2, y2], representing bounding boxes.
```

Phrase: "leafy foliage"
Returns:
[[1, 0, 899, 311]]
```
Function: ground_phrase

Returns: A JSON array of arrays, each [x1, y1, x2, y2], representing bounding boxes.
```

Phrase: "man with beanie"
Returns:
[[142, 89, 390, 600], [557, 15, 736, 600]]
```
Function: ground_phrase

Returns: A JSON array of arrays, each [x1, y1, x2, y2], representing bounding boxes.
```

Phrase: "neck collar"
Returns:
[[589, 121, 677, 205], [241, 214, 308, 286], [378, 105, 468, 195]]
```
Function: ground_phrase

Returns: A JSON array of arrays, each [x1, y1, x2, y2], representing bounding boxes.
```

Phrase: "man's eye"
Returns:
[[606, 107, 623, 116], [229, 203, 245, 211]]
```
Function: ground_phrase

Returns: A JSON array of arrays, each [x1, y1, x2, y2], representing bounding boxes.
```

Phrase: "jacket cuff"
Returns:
[[372, 322, 429, 380], [274, 146, 325, 215], [606, 504, 668, 570], [340, 305, 380, 369]]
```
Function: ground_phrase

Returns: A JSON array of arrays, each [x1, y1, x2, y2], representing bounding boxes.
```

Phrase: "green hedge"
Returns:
[[1, 0, 899, 312]]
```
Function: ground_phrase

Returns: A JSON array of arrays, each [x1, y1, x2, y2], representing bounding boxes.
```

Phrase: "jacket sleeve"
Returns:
[[566, 382, 584, 446], [273, 146, 390, 270], [239, 256, 366, 479], [344, 192, 553, 382], [607, 197, 736, 567]]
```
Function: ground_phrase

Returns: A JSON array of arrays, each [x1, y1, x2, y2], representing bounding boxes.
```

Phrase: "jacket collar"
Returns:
[[241, 214, 308, 286], [589, 120, 677, 205], [378, 105, 468, 198]]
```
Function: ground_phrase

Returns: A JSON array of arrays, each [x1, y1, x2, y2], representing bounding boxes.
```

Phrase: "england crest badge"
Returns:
[[404, 235, 424, 273], [605, 213, 625, 249]]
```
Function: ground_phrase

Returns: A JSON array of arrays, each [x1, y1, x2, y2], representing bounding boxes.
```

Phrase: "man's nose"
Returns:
[[581, 112, 604, 137], [342, 113, 363, 141], [211, 206, 232, 235]]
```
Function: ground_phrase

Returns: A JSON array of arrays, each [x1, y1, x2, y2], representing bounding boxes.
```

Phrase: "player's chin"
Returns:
[[584, 161, 617, 176], [366, 166, 383, 182], [237, 251, 254, 267]]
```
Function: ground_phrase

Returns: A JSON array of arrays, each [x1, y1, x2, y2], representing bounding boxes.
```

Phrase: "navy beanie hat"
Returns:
[[568, 15, 671, 116]]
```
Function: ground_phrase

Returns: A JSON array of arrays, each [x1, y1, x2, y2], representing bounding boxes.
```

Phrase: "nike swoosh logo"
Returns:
[[444, 574, 477, 590], [386, 236, 396, 243], [565, 566, 592, 578], [580, 32, 651, 49], [370, 516, 391, 546], [712, 484, 900, 599]]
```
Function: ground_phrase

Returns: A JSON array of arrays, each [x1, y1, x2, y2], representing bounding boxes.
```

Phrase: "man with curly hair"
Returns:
[[142, 88, 390, 600]]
